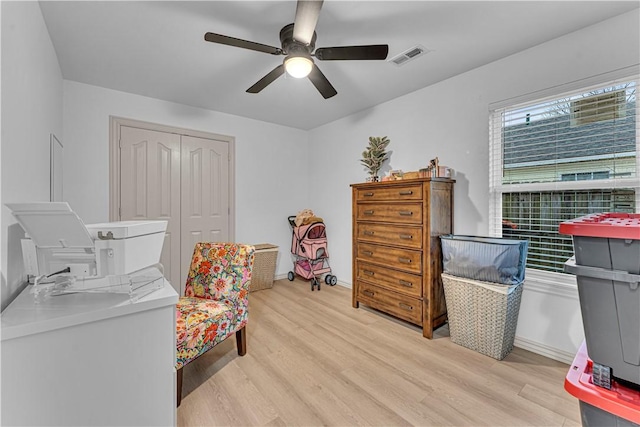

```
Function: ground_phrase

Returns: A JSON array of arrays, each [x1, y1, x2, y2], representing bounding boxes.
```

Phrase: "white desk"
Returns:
[[1, 280, 178, 426]]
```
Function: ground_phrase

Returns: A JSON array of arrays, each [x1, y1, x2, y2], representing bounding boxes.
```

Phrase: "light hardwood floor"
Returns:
[[177, 279, 581, 426]]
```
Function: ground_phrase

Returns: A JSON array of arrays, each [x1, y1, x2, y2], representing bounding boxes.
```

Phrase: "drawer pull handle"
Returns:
[[399, 234, 413, 240], [399, 190, 413, 196], [363, 270, 375, 276], [363, 290, 375, 297], [363, 192, 374, 197], [363, 250, 374, 256], [399, 303, 413, 311], [398, 257, 412, 264], [399, 280, 413, 287], [363, 231, 375, 236], [399, 211, 413, 216], [364, 210, 374, 215]]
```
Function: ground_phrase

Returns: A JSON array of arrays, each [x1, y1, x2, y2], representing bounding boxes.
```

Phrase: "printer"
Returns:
[[7, 202, 167, 282]]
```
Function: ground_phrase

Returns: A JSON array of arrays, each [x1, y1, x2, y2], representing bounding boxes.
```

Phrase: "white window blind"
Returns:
[[489, 76, 639, 273]]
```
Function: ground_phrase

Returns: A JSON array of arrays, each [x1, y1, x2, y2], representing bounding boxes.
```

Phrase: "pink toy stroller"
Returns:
[[287, 216, 337, 291]]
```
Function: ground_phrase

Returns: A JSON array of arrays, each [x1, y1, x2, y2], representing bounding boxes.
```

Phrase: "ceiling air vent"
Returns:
[[389, 45, 429, 66]]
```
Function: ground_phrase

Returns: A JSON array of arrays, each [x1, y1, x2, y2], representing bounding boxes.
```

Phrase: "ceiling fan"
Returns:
[[204, 0, 389, 99]]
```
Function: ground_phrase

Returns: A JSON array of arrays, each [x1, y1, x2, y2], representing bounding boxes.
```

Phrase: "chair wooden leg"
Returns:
[[176, 367, 183, 407], [236, 326, 247, 356]]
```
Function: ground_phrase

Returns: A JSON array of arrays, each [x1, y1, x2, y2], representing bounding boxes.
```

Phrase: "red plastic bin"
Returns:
[[559, 212, 640, 240], [560, 212, 640, 388], [565, 342, 640, 426]]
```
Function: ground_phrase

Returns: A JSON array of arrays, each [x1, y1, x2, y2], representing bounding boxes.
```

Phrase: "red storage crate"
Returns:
[[565, 342, 640, 426], [559, 212, 640, 240], [560, 212, 640, 388]]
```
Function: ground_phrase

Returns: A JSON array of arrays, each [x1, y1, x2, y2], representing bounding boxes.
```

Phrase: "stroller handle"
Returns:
[[288, 215, 297, 227]]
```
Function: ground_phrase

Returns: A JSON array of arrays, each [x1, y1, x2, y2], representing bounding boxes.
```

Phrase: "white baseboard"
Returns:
[[514, 336, 575, 364]]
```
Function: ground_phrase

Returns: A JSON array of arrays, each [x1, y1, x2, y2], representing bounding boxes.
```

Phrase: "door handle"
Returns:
[[399, 280, 413, 287], [399, 234, 413, 240], [399, 190, 413, 196], [363, 230, 375, 236], [363, 290, 375, 297], [398, 257, 412, 264], [399, 211, 413, 216], [363, 270, 375, 276], [364, 210, 374, 215], [399, 303, 413, 311], [363, 250, 374, 256], [363, 192, 374, 197]]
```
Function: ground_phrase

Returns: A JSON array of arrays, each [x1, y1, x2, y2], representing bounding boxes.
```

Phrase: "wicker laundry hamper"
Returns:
[[249, 244, 279, 292], [442, 272, 523, 360]]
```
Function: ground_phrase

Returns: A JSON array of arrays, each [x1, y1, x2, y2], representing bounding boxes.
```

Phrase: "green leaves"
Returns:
[[361, 136, 390, 176]]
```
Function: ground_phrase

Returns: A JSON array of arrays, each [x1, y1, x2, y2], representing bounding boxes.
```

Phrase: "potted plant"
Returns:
[[360, 136, 390, 182]]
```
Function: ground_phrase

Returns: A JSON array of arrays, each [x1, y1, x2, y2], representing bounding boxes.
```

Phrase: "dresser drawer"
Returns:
[[356, 223, 422, 249], [356, 242, 422, 274], [357, 282, 422, 325], [356, 184, 423, 202], [356, 261, 422, 298], [356, 203, 423, 224]]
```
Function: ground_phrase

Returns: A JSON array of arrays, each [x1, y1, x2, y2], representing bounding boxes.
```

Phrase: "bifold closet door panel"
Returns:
[[119, 125, 182, 293], [180, 135, 231, 288]]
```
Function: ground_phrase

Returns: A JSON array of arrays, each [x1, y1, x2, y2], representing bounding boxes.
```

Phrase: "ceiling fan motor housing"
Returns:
[[280, 23, 316, 54]]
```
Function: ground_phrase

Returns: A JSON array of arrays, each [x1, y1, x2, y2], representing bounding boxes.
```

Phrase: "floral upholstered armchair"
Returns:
[[175, 243, 255, 406]]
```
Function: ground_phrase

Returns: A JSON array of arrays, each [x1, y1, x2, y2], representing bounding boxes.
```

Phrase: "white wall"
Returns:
[[1, 0, 3, 316], [1, 1, 63, 311], [62, 81, 309, 279], [308, 10, 640, 361]]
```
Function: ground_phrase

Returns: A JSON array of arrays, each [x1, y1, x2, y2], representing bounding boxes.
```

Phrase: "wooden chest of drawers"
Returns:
[[351, 178, 454, 338]]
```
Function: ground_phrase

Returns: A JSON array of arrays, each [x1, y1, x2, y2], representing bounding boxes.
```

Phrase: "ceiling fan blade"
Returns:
[[204, 32, 282, 55], [246, 64, 286, 93], [293, 0, 323, 45], [308, 64, 337, 99], [315, 45, 389, 61]]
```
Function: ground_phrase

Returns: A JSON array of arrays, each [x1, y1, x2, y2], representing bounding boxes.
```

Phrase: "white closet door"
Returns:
[[180, 135, 230, 289], [119, 126, 182, 294]]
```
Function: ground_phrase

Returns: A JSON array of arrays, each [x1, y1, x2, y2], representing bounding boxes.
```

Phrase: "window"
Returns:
[[490, 76, 639, 273], [560, 171, 610, 181]]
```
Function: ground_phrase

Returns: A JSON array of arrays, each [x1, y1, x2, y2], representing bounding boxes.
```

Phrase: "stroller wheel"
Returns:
[[324, 275, 331, 284], [329, 275, 337, 286], [287, 271, 295, 281]]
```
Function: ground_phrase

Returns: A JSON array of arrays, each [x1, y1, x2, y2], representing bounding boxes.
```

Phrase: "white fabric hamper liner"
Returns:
[[442, 272, 523, 360]]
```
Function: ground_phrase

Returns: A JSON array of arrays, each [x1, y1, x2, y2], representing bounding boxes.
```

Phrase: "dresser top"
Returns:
[[351, 177, 455, 188]]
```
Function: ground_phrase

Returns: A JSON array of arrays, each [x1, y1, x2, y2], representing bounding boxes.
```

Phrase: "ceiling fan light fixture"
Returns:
[[284, 55, 313, 78]]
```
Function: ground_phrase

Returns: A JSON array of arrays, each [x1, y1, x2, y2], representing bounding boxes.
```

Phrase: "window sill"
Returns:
[[523, 268, 578, 299]]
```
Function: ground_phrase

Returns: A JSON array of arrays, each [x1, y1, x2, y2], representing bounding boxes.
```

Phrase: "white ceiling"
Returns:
[[39, 1, 639, 130]]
